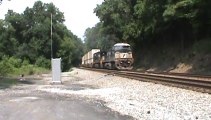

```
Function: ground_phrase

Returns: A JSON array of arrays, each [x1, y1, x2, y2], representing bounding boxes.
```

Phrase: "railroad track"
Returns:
[[80, 67, 211, 93]]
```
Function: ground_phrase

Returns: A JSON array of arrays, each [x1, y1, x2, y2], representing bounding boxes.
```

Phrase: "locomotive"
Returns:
[[82, 43, 133, 70]]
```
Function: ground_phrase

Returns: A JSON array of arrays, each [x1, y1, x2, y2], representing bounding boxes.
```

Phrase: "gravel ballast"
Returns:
[[38, 68, 211, 120]]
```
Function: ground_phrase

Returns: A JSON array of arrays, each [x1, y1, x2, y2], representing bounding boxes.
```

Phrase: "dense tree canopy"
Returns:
[[83, 0, 211, 51], [0, 1, 83, 71], [84, 23, 117, 52]]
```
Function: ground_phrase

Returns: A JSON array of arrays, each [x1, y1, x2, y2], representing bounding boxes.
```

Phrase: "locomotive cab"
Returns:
[[112, 43, 133, 70]]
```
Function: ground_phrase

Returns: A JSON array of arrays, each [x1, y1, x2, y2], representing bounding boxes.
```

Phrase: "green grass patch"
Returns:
[[11, 65, 49, 76]]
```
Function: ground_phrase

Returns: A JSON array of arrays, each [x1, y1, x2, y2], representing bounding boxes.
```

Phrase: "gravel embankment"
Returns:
[[38, 68, 211, 120]]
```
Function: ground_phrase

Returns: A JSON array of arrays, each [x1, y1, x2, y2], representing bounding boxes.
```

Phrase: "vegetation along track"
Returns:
[[80, 67, 211, 94]]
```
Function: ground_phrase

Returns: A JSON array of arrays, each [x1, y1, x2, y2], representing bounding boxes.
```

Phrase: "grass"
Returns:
[[11, 65, 50, 77], [0, 65, 49, 89]]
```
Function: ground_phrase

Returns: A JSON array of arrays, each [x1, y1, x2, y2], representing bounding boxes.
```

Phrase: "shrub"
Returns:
[[22, 59, 30, 66], [8, 57, 22, 68], [35, 56, 51, 69], [0, 56, 50, 77], [0, 56, 13, 76]]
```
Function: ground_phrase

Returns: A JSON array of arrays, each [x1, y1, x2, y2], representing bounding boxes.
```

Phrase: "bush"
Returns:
[[20, 65, 35, 75], [0, 56, 13, 76], [8, 57, 22, 68], [0, 57, 49, 77], [12, 64, 49, 76], [35, 56, 51, 69], [22, 59, 30, 66]]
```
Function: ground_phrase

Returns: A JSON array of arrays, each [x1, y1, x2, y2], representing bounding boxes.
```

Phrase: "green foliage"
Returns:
[[84, 23, 117, 52], [12, 64, 49, 76], [22, 59, 30, 66], [163, 0, 196, 20], [85, 0, 211, 74], [35, 56, 51, 69], [7, 57, 22, 68], [1, 1, 83, 72], [0, 57, 49, 76], [0, 56, 13, 76], [18, 64, 35, 75], [0, 20, 18, 58], [92, 0, 211, 54], [94, 0, 136, 41]]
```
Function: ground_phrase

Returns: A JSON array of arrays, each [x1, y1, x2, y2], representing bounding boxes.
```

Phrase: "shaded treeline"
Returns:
[[84, 0, 211, 60]]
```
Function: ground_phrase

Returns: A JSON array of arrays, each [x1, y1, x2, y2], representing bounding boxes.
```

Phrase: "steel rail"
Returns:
[[144, 71, 211, 79], [79, 67, 211, 93], [117, 71, 211, 88]]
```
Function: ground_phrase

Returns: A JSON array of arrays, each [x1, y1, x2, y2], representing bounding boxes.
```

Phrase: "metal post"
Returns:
[[51, 13, 53, 59], [50, 13, 61, 84]]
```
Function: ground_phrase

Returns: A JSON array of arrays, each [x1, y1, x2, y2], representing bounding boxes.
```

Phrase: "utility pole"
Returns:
[[51, 13, 61, 84], [51, 13, 53, 59]]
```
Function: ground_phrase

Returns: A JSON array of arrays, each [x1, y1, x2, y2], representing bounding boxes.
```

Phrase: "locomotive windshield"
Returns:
[[113, 45, 131, 52]]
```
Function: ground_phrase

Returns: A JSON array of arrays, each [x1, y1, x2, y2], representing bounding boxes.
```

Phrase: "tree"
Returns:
[[2, 1, 83, 71], [0, 19, 17, 58], [84, 23, 116, 52], [95, 0, 138, 41], [95, 0, 211, 46]]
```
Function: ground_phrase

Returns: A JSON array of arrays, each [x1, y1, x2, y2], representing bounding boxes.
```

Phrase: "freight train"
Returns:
[[81, 43, 133, 70]]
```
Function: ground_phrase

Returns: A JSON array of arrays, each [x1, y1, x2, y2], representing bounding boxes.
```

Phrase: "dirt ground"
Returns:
[[0, 75, 133, 120]]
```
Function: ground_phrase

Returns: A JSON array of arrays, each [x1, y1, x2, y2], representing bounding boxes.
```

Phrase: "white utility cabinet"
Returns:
[[51, 58, 61, 83]]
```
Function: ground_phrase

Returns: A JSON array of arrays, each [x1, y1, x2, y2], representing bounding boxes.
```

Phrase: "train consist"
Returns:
[[82, 43, 133, 70]]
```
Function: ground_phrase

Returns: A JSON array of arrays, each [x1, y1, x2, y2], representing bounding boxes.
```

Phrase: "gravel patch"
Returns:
[[37, 68, 211, 120]]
